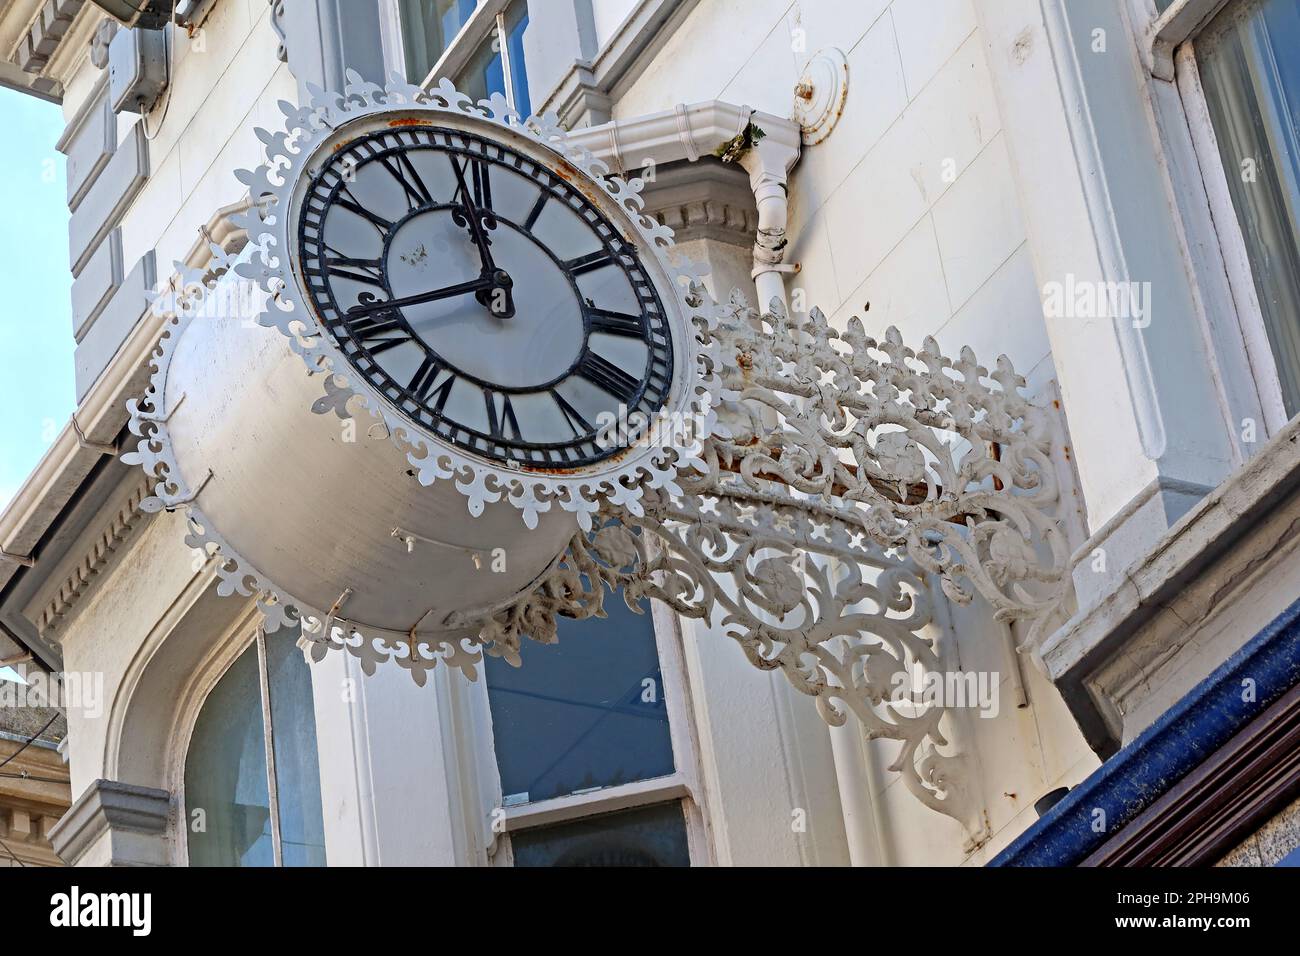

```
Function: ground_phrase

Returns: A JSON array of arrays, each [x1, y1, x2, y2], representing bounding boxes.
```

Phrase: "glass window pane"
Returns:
[[454, 26, 506, 105], [1197, 0, 1300, 417], [485, 586, 675, 803], [510, 802, 691, 867], [503, 0, 531, 117], [400, 0, 477, 82], [184, 644, 273, 866], [266, 627, 327, 867]]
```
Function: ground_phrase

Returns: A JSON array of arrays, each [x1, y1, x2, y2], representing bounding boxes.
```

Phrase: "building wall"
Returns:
[[33, 0, 1284, 867]]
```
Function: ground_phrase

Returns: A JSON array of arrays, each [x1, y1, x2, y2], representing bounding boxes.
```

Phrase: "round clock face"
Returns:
[[294, 123, 675, 468]]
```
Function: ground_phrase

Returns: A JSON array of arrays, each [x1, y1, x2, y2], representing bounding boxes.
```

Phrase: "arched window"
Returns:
[[184, 625, 326, 866]]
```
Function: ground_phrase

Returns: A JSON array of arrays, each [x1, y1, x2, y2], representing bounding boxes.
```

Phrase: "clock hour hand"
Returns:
[[346, 276, 496, 317]]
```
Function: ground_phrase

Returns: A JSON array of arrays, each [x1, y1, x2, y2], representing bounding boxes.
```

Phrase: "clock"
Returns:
[[296, 124, 675, 468]]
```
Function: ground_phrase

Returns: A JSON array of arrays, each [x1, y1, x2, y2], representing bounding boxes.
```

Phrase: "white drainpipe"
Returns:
[[737, 138, 801, 312], [567, 101, 802, 309]]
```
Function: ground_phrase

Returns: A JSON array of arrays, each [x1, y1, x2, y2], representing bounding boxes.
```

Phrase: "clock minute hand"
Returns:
[[449, 161, 516, 319], [346, 276, 495, 317], [449, 159, 498, 271]]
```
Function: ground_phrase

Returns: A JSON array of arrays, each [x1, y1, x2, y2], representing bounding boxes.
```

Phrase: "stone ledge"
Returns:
[[48, 778, 171, 866], [1040, 416, 1300, 754]]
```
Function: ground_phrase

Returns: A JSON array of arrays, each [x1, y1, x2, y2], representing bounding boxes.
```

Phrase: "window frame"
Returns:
[[381, 0, 529, 113], [481, 597, 713, 867], [173, 616, 322, 867], [1133, 0, 1293, 434]]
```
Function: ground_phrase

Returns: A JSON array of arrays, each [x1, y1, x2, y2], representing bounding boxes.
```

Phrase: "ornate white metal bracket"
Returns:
[[447, 292, 1072, 842]]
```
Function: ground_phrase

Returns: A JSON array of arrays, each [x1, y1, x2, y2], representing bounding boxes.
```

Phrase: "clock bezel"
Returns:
[[293, 123, 676, 468], [236, 77, 719, 529]]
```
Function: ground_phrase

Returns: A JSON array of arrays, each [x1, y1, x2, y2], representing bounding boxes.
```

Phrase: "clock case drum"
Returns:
[[123, 78, 719, 663]]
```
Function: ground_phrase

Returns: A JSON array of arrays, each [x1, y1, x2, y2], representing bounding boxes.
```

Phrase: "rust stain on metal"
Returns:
[[552, 158, 638, 245], [522, 444, 638, 476], [388, 118, 428, 127]]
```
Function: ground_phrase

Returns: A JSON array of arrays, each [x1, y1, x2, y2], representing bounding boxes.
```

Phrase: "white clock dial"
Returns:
[[296, 125, 674, 467]]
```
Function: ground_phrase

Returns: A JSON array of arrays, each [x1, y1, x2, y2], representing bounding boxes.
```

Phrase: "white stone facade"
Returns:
[[1, 0, 1295, 867]]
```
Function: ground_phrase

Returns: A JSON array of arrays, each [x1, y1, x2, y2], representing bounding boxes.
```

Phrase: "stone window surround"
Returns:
[[1018, 0, 1300, 756], [4, 0, 88, 101], [530, 0, 701, 130], [1131, 0, 1293, 441], [375, 1, 702, 133], [483, 599, 711, 865]]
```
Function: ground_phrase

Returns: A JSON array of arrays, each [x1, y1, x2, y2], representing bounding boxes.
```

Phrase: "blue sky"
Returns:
[[0, 88, 73, 513]]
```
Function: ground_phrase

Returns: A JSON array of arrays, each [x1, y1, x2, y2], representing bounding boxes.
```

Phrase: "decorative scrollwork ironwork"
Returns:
[[446, 291, 1072, 842]]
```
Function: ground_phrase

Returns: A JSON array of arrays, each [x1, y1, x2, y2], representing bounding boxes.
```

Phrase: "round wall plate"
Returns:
[[793, 48, 849, 146]]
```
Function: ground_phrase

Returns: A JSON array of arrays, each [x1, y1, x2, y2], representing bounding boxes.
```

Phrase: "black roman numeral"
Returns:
[[575, 352, 640, 404], [485, 391, 523, 442], [587, 307, 645, 338], [523, 190, 549, 230], [550, 390, 592, 438], [565, 249, 618, 276], [335, 185, 394, 235], [410, 363, 456, 415], [324, 245, 385, 287], [348, 312, 408, 354], [349, 313, 403, 339], [408, 358, 442, 399], [379, 149, 433, 210], [452, 155, 493, 211]]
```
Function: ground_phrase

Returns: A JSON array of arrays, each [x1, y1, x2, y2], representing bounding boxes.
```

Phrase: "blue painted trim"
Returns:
[[990, 596, 1300, 866]]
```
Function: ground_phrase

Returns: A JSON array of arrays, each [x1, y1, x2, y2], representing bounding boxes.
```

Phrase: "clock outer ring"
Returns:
[[293, 124, 676, 468]]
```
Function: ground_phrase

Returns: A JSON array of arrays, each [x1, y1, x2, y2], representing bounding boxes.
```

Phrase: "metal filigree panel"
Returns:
[[444, 292, 1072, 842]]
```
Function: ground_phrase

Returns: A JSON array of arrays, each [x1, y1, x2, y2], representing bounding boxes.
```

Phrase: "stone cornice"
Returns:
[[1041, 416, 1300, 753], [1, 0, 98, 102], [31, 477, 152, 642], [637, 159, 757, 247]]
